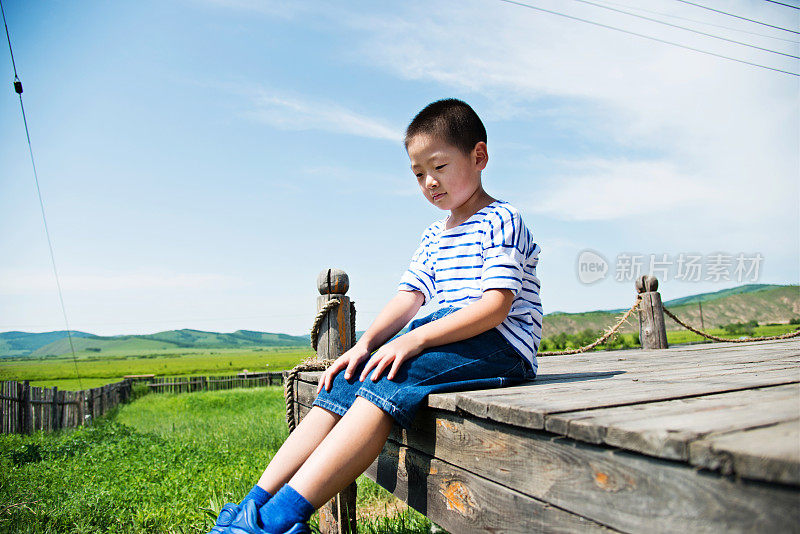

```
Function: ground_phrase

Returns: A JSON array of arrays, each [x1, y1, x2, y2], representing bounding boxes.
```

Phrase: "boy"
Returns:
[[210, 98, 542, 534]]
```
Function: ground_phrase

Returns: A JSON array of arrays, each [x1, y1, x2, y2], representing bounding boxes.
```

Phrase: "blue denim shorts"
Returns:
[[312, 306, 536, 429]]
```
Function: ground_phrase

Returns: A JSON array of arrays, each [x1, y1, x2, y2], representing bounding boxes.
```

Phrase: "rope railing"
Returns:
[[285, 299, 355, 432], [285, 273, 799, 430], [662, 307, 800, 342], [538, 295, 643, 356]]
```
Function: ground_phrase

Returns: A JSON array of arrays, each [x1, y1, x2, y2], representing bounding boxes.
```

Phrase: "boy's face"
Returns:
[[406, 134, 487, 213]]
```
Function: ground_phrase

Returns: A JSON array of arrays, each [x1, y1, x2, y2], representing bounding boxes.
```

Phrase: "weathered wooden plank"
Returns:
[[297, 381, 320, 409], [545, 384, 799, 459], [450, 366, 798, 431], [689, 420, 800, 485], [464, 353, 800, 397], [365, 439, 618, 533], [295, 365, 800, 472], [383, 408, 800, 533], [441, 349, 798, 412], [297, 357, 799, 415]]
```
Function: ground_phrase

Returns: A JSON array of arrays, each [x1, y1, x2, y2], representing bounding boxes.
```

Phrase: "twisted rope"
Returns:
[[538, 295, 643, 356], [310, 298, 340, 352], [662, 307, 800, 342], [285, 300, 356, 432], [285, 290, 798, 430]]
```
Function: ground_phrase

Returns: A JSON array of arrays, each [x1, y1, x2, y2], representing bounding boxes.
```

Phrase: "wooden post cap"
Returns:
[[636, 274, 659, 293], [317, 268, 349, 295]]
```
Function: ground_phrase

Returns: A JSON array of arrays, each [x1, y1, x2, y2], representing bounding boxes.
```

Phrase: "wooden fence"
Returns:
[[0, 379, 132, 435], [146, 371, 284, 394], [0, 370, 285, 434]]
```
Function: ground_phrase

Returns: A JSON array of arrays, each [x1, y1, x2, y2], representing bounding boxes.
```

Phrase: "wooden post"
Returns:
[[315, 269, 357, 534], [699, 301, 705, 330], [19, 381, 31, 434], [1, 382, 5, 434], [80, 390, 87, 426], [636, 275, 668, 349], [51, 386, 59, 431], [56, 389, 64, 430]]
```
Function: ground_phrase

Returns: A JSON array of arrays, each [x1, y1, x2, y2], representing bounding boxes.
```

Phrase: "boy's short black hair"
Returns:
[[404, 98, 487, 156]]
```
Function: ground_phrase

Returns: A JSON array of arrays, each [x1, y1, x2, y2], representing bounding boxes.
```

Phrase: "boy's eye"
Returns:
[[435, 164, 447, 170], [415, 172, 424, 178]]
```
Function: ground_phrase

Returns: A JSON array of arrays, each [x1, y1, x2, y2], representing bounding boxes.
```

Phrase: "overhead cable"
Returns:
[[1, 0, 84, 389], [672, 0, 799, 35], [592, 0, 798, 43], [572, 0, 798, 59], [496, 0, 799, 76]]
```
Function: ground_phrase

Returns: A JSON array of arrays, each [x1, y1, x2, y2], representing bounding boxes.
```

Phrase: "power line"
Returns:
[[595, 0, 798, 43], [672, 0, 799, 35], [1, 0, 84, 389], [496, 0, 799, 76], [764, 0, 799, 10], [573, 0, 798, 59]]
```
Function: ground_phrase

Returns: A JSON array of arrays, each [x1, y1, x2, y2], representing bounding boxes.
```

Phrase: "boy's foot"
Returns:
[[223, 500, 310, 534], [208, 502, 240, 534]]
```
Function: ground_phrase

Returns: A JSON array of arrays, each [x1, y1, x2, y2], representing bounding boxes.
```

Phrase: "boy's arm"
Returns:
[[317, 289, 424, 392], [406, 288, 514, 350], [357, 290, 425, 353], [360, 288, 515, 382]]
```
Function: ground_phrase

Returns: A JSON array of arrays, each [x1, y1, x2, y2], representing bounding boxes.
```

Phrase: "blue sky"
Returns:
[[1, 0, 797, 336]]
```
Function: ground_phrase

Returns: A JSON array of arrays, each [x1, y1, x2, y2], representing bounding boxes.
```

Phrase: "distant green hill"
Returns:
[[4, 283, 798, 357], [0, 331, 95, 358], [1, 329, 310, 359], [542, 284, 799, 337]]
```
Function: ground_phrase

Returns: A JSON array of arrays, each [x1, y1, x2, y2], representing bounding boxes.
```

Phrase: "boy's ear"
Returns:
[[473, 141, 488, 170]]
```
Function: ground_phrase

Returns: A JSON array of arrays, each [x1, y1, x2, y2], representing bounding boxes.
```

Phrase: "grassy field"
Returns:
[[0, 387, 430, 533], [3, 323, 797, 391], [538, 323, 798, 354], [663, 323, 797, 345], [0, 347, 315, 391]]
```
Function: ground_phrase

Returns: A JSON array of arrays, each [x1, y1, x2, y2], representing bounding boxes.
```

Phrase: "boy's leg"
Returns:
[[255, 405, 343, 494], [287, 396, 394, 508]]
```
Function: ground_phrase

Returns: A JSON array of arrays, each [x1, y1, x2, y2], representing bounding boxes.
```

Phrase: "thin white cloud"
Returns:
[[194, 0, 309, 18], [298, 164, 418, 196], [338, 0, 798, 227], [527, 158, 716, 221], [245, 88, 402, 142], [0, 271, 245, 295]]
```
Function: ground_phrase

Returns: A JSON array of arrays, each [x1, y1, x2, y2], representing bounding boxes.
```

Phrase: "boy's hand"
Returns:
[[359, 332, 423, 383], [316, 343, 371, 394]]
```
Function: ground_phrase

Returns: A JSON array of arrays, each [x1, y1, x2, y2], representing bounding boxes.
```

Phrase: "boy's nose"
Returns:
[[425, 174, 439, 188]]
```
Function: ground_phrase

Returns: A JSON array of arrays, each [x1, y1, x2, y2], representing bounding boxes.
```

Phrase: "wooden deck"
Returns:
[[291, 339, 800, 533]]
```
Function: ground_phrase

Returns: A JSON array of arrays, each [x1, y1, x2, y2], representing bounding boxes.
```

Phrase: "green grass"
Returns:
[[0, 387, 431, 534], [0, 347, 314, 391], [540, 323, 798, 353], [664, 323, 798, 345]]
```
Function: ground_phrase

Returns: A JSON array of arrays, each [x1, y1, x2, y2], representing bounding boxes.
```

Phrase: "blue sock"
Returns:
[[258, 484, 315, 533], [241, 484, 272, 507]]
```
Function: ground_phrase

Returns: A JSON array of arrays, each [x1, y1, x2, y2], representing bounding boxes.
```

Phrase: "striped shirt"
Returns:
[[397, 200, 543, 373]]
